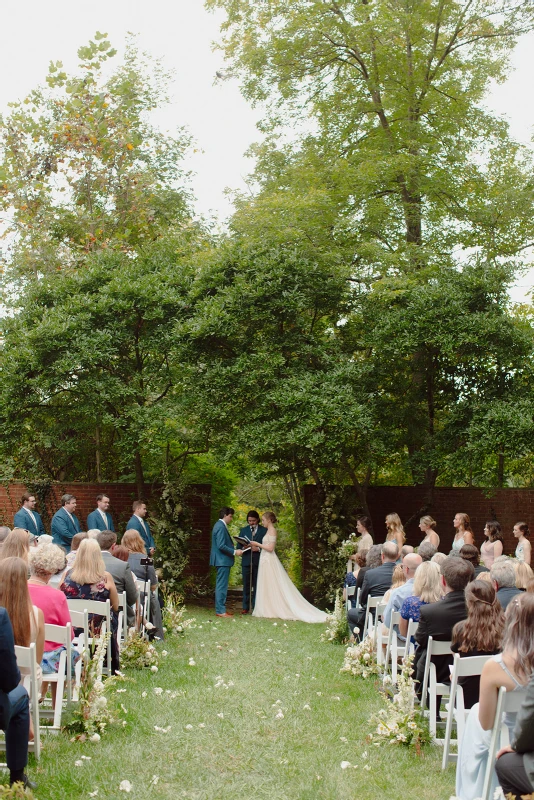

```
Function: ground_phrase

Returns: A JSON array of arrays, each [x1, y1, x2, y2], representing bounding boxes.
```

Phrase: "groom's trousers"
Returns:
[[242, 562, 259, 611], [215, 566, 232, 615]]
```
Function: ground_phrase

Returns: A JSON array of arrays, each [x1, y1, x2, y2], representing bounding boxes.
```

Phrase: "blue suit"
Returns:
[[210, 519, 235, 615], [51, 507, 82, 550], [13, 507, 46, 537], [126, 515, 155, 552], [87, 509, 115, 532], [0, 607, 30, 774]]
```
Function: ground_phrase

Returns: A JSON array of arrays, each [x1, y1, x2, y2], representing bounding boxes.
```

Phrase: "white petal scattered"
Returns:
[[81, 756, 91, 761], [340, 761, 351, 770], [154, 726, 171, 733], [303, 704, 311, 710], [90, 733, 101, 743], [273, 622, 277, 626], [89, 792, 99, 798], [116, 688, 127, 693], [340, 736, 348, 743], [161, 650, 168, 657], [275, 710, 284, 720], [120, 704, 128, 714], [217, 712, 224, 719], [119, 780, 132, 792], [154, 688, 163, 696], [363, 764, 371, 771], [151, 665, 158, 673], [332, 696, 341, 701], [74, 760, 84, 767], [188, 658, 196, 666], [141, 691, 147, 698], [185, 724, 193, 730], [316, 692, 322, 696], [151, 776, 159, 786], [198, 723, 205, 728]]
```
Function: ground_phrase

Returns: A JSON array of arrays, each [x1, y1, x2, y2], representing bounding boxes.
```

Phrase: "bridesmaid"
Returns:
[[451, 512, 475, 551], [385, 512, 405, 553], [418, 515, 440, 549], [356, 516, 374, 552], [480, 521, 503, 568], [514, 522, 531, 566]]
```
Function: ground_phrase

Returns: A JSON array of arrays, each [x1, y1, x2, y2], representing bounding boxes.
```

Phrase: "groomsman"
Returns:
[[13, 493, 46, 538], [51, 494, 82, 550], [209, 507, 242, 617], [240, 510, 267, 615], [87, 494, 115, 532], [126, 500, 155, 554]]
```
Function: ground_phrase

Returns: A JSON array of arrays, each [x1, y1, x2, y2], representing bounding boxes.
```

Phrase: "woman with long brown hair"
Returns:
[[451, 580, 505, 709], [452, 512, 475, 551], [480, 521, 503, 569], [385, 512, 405, 553], [121, 529, 163, 638]]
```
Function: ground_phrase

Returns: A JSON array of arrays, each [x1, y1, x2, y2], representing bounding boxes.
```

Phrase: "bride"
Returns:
[[252, 512, 327, 623]]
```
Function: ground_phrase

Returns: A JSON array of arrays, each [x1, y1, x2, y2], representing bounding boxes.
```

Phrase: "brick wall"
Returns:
[[0, 482, 212, 578], [303, 485, 534, 571]]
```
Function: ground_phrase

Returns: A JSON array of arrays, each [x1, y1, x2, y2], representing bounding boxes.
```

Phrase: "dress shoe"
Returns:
[[216, 612, 234, 617], [241, 610, 249, 615], [11, 775, 37, 791]]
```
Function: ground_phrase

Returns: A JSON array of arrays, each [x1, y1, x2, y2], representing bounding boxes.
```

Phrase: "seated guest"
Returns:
[[121, 530, 164, 638], [514, 561, 534, 591], [1, 529, 31, 563], [418, 541, 437, 562], [383, 563, 407, 606], [343, 550, 368, 608], [86, 529, 101, 539], [65, 532, 88, 570], [0, 607, 35, 790], [490, 560, 521, 610], [96, 531, 137, 626], [13, 492, 46, 539], [36, 534, 53, 546], [27, 544, 78, 690], [414, 556, 474, 689], [355, 544, 383, 594], [355, 516, 373, 551], [495, 668, 534, 800], [348, 541, 398, 636], [401, 545, 414, 557], [430, 551, 447, 569], [476, 570, 493, 585], [451, 580, 504, 709], [60, 539, 119, 633], [0, 526, 12, 549], [456, 594, 534, 800], [480, 521, 503, 569], [382, 553, 422, 640], [460, 543, 489, 577], [111, 544, 130, 562], [399, 561, 441, 638]]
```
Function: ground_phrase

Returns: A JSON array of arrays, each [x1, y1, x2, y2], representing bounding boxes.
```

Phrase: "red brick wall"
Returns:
[[0, 482, 212, 577], [304, 485, 533, 565]]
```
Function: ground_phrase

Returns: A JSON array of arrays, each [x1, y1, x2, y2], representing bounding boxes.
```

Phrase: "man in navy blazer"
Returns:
[[87, 493, 115, 532], [13, 491, 46, 538], [209, 507, 243, 617], [51, 494, 82, 550], [240, 510, 267, 614], [126, 500, 155, 554], [0, 607, 35, 790]]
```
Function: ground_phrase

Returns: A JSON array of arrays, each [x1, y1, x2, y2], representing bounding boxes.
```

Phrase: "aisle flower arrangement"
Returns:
[[321, 591, 349, 644], [65, 635, 121, 739], [162, 595, 196, 636], [340, 634, 380, 678], [368, 655, 430, 750], [120, 630, 160, 669]]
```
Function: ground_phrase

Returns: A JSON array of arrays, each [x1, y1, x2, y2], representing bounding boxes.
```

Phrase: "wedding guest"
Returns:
[[13, 492, 46, 539], [121, 529, 164, 638], [431, 551, 447, 569], [356, 516, 373, 551], [385, 513, 405, 552], [51, 494, 82, 551], [526, 578, 534, 594], [451, 580, 504, 709], [514, 561, 534, 590], [382, 553, 422, 639], [0, 526, 11, 547], [418, 516, 440, 549], [460, 543, 489, 577], [349, 541, 398, 636], [480, 521, 503, 569], [399, 561, 441, 638], [514, 521, 531, 566], [456, 594, 534, 800], [96, 530, 137, 626], [60, 539, 118, 632], [65, 532, 88, 570], [355, 544, 383, 594], [343, 550, 368, 608], [383, 564, 406, 605], [0, 530, 31, 563], [476, 570, 493, 585], [111, 544, 130, 562], [490, 560, 521, 610], [496, 669, 534, 800], [452, 512, 475, 550], [401, 545, 414, 557], [418, 541, 437, 562], [86, 530, 100, 539]]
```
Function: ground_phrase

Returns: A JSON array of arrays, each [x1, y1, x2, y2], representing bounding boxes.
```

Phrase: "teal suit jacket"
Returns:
[[87, 509, 115, 532], [13, 507, 46, 537], [209, 520, 235, 567], [51, 507, 82, 550]]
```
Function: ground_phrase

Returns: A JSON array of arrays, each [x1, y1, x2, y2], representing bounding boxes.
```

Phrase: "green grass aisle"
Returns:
[[28, 608, 456, 799]]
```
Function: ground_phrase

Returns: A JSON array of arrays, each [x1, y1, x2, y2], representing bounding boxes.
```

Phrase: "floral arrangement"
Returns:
[[0, 784, 36, 799], [120, 630, 160, 669], [338, 533, 360, 561], [368, 654, 430, 750], [64, 634, 120, 739], [340, 633, 380, 678], [321, 591, 349, 644], [162, 594, 196, 636]]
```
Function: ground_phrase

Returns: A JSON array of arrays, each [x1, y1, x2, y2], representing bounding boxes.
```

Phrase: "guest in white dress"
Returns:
[[451, 512, 475, 552], [514, 522, 531, 566], [455, 593, 534, 800], [252, 512, 327, 623]]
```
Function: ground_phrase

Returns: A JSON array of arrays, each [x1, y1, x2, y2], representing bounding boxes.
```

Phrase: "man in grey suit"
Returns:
[[495, 669, 534, 799], [96, 530, 138, 626]]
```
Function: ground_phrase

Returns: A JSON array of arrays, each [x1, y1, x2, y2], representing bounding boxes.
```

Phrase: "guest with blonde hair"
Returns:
[[398, 560, 441, 638], [0, 529, 31, 562], [60, 539, 118, 620], [419, 515, 440, 549], [515, 561, 534, 591], [452, 512, 475, 550], [385, 513, 405, 552], [431, 551, 447, 569]]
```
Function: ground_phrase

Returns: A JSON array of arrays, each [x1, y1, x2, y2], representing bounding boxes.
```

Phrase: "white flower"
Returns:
[[273, 622, 277, 626], [151, 665, 158, 673], [120, 704, 128, 714], [275, 710, 284, 720], [161, 650, 168, 657], [90, 733, 101, 743], [154, 688, 163, 696], [316, 692, 322, 696], [185, 724, 193, 730], [303, 704, 311, 710], [93, 680, 105, 694], [74, 760, 84, 767], [340, 761, 351, 770], [141, 691, 147, 698], [217, 712, 224, 719], [119, 780, 132, 792]]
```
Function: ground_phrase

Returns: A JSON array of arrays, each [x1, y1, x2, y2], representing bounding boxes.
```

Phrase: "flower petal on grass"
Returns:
[[119, 780, 132, 792], [340, 761, 351, 770]]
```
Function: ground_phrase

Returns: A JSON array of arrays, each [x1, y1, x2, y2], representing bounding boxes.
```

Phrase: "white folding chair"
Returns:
[[134, 578, 151, 637], [14, 643, 41, 759], [68, 608, 88, 700], [362, 595, 386, 639], [345, 585, 356, 613], [442, 653, 494, 769], [481, 686, 527, 800], [116, 592, 128, 650], [420, 636, 453, 739], [67, 599, 112, 676], [384, 617, 419, 682], [40, 623, 73, 730]]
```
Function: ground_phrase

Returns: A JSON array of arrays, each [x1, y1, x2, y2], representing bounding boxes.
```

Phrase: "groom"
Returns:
[[240, 510, 267, 615], [209, 507, 243, 617]]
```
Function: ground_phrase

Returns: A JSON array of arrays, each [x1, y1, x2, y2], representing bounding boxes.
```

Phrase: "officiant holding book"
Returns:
[[240, 510, 267, 615]]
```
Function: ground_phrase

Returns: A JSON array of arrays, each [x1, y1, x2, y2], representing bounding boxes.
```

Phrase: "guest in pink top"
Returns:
[[28, 544, 73, 654], [480, 521, 503, 569]]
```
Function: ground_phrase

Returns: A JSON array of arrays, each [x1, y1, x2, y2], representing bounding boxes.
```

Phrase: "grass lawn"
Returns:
[[21, 606, 457, 800]]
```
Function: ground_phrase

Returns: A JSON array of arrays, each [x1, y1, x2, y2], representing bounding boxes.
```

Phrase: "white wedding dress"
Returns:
[[253, 533, 327, 623]]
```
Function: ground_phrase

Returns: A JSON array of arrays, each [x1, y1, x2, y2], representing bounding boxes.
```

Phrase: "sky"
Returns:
[[2, 0, 534, 294]]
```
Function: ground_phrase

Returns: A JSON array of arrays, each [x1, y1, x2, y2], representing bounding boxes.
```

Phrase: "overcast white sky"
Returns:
[[2, 1, 534, 294]]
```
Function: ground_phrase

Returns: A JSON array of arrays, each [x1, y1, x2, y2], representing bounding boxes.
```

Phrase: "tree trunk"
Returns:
[[341, 457, 372, 518], [283, 472, 306, 584], [134, 450, 145, 500]]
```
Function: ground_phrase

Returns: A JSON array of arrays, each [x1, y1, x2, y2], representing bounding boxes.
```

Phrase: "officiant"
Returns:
[[240, 511, 267, 615]]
